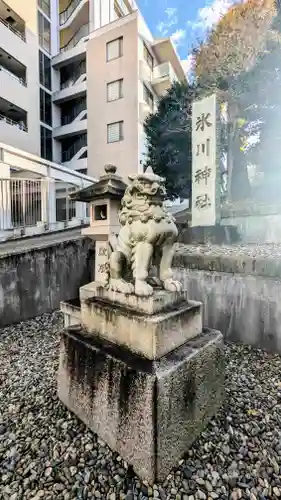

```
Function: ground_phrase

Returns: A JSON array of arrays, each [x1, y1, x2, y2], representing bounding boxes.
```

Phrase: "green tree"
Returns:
[[144, 81, 198, 200], [194, 0, 281, 201]]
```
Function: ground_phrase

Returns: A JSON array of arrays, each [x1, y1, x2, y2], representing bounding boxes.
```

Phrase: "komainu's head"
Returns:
[[119, 173, 167, 225]]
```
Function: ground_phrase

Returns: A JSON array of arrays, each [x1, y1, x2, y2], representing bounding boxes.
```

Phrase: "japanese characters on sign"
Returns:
[[191, 94, 218, 227], [95, 240, 108, 283]]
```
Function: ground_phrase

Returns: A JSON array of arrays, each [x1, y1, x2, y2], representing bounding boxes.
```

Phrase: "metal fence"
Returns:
[[60, 23, 89, 52], [0, 178, 87, 237], [0, 114, 27, 132], [0, 65, 26, 86], [59, 0, 83, 25], [0, 17, 26, 41]]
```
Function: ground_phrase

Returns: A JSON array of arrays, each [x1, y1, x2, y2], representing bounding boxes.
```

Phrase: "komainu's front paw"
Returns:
[[162, 278, 182, 292], [135, 280, 154, 297], [109, 278, 134, 294]]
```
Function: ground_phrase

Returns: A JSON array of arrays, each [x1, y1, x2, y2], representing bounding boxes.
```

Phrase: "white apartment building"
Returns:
[[0, 0, 187, 180]]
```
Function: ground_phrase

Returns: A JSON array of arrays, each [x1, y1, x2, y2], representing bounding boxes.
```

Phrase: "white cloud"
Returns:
[[156, 7, 178, 36], [156, 21, 168, 35], [190, 0, 236, 32], [165, 7, 177, 19], [171, 29, 187, 48]]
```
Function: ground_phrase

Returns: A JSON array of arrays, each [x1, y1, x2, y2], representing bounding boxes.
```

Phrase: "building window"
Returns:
[[38, 12, 51, 53], [144, 84, 154, 109], [40, 125, 52, 161], [106, 37, 123, 61], [38, 0, 51, 18], [40, 88, 52, 126], [107, 79, 123, 102], [144, 43, 154, 70], [39, 51, 51, 90], [107, 121, 124, 143]]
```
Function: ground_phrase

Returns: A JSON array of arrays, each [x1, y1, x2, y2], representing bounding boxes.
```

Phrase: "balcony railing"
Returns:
[[62, 134, 87, 162], [0, 65, 26, 86], [61, 98, 87, 125], [60, 59, 86, 89], [153, 62, 178, 83], [59, 0, 83, 25], [0, 113, 27, 132], [60, 23, 89, 52], [0, 17, 25, 42]]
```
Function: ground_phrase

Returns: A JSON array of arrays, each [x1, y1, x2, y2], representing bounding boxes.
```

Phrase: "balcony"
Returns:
[[53, 98, 87, 139], [0, 64, 26, 86], [0, 96, 27, 130], [60, 23, 89, 52], [59, 0, 89, 28], [54, 118, 87, 139], [0, 68, 27, 111], [114, 0, 134, 17], [53, 59, 86, 104], [0, 47, 27, 108], [61, 58, 86, 88], [63, 146, 87, 171], [0, 113, 27, 131], [53, 80, 86, 104], [152, 38, 187, 84], [0, 16, 25, 42], [61, 96, 86, 124], [0, 3, 27, 65], [61, 133, 87, 162], [151, 62, 178, 96]]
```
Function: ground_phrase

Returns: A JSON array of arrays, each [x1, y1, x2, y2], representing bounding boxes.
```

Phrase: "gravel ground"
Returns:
[[1, 312, 281, 500], [177, 243, 281, 259]]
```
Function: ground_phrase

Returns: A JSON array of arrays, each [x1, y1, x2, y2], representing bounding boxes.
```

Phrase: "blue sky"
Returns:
[[137, 0, 236, 71]]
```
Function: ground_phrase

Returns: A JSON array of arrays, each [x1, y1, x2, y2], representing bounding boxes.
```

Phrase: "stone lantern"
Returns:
[[70, 164, 127, 282]]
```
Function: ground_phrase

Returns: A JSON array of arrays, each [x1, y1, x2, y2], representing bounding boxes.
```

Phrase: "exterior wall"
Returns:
[[173, 248, 281, 354], [0, 236, 94, 327], [7, 0, 38, 33], [87, 13, 139, 180], [0, 0, 41, 155], [137, 14, 158, 172], [53, 2, 185, 178], [220, 203, 281, 244]]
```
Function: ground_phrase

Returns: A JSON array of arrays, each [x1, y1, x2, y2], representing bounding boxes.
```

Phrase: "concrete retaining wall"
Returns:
[[2, 234, 281, 354], [0, 237, 94, 327], [174, 247, 281, 353]]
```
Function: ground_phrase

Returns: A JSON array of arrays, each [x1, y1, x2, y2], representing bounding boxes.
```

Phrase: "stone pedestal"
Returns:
[[79, 282, 203, 360], [58, 283, 224, 483], [58, 326, 224, 484]]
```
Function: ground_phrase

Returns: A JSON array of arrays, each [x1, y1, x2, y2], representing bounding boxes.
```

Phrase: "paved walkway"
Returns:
[[0, 227, 84, 256]]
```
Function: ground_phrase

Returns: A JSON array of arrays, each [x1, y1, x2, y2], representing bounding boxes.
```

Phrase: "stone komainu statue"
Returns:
[[105, 173, 182, 297]]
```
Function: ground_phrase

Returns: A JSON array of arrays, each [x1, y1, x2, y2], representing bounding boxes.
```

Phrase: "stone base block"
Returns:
[[58, 327, 224, 484], [80, 281, 188, 315], [60, 299, 81, 328], [80, 283, 203, 360]]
